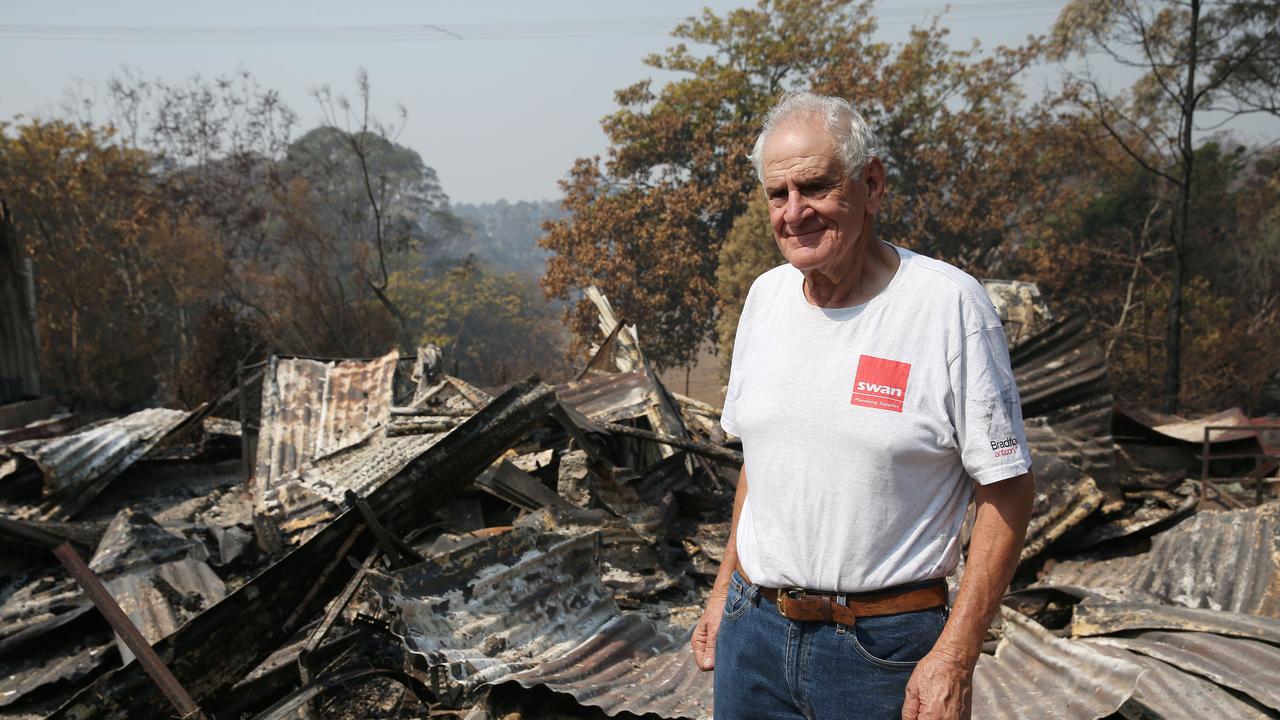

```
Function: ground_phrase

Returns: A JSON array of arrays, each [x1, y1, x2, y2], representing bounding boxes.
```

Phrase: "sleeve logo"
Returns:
[[851, 354, 911, 413]]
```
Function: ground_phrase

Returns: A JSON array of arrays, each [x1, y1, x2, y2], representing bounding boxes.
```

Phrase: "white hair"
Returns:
[[748, 92, 881, 183]]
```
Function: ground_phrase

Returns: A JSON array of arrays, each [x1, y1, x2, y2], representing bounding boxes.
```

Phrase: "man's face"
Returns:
[[761, 116, 877, 275]]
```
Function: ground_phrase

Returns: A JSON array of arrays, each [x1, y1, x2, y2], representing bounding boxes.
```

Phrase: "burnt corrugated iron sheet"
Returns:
[[1088, 630, 1280, 711], [258, 431, 447, 540], [1071, 599, 1280, 645], [48, 377, 559, 720], [971, 608, 1142, 720], [1010, 315, 1113, 443], [253, 351, 402, 537], [502, 612, 708, 717], [556, 371, 658, 424], [0, 408, 190, 518], [0, 576, 107, 708], [0, 635, 115, 707], [1038, 501, 1280, 617], [88, 509, 226, 665], [1117, 406, 1259, 444], [1085, 642, 1273, 720], [373, 528, 712, 719], [290, 433, 445, 507], [253, 350, 398, 493], [1008, 314, 1120, 562]]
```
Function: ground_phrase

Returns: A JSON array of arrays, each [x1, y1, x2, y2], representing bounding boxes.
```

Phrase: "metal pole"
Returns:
[[52, 543, 208, 720], [1201, 426, 1211, 506]]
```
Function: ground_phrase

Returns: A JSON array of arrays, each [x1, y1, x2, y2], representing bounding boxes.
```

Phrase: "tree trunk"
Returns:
[[1163, 245, 1184, 413], [1162, 0, 1200, 414]]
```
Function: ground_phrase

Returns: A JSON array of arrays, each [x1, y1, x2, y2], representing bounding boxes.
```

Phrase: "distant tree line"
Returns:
[[0, 70, 568, 410], [540, 0, 1280, 414]]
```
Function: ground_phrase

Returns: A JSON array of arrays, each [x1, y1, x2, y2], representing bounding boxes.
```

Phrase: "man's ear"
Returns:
[[863, 157, 886, 214]]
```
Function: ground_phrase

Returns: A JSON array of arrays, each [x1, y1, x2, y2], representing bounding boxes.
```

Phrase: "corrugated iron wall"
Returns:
[[0, 201, 41, 403]]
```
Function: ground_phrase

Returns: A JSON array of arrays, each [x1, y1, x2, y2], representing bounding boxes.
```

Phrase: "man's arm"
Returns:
[[691, 464, 749, 670], [902, 471, 1034, 720]]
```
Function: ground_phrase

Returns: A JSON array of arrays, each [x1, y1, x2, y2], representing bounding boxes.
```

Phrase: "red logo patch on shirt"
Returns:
[[851, 354, 911, 413]]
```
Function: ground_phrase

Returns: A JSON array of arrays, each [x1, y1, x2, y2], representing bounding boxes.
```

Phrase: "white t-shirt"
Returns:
[[721, 244, 1032, 593]]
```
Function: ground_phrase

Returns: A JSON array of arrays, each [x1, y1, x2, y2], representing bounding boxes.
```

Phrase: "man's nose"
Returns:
[[783, 190, 810, 225]]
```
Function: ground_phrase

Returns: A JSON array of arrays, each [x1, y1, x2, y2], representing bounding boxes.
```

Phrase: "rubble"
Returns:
[[0, 285, 1276, 719]]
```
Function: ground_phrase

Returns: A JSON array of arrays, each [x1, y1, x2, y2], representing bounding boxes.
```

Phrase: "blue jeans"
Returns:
[[714, 571, 948, 719]]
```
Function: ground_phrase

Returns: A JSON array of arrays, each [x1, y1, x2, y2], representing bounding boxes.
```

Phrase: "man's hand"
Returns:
[[902, 649, 973, 720], [691, 587, 728, 671]]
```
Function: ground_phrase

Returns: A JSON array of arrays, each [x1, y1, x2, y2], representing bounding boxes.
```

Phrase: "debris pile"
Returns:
[[0, 284, 1277, 719]]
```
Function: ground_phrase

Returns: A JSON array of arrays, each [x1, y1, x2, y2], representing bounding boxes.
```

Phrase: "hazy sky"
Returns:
[[1, 1, 1272, 204]]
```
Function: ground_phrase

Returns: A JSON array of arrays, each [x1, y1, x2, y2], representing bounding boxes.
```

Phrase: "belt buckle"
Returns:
[[778, 588, 805, 617]]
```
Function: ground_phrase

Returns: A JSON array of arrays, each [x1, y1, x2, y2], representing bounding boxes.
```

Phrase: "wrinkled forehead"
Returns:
[[761, 119, 842, 182], [761, 116, 840, 169]]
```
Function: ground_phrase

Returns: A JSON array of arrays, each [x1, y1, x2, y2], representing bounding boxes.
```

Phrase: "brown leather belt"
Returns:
[[736, 565, 948, 626]]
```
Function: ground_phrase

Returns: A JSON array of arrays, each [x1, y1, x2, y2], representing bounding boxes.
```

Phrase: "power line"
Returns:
[[0, 4, 1067, 44]]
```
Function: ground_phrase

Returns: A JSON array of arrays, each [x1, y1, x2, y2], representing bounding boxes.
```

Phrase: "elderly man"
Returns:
[[691, 92, 1035, 720]]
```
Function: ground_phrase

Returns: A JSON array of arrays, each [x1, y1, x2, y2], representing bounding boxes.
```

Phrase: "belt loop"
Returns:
[[835, 593, 848, 635], [747, 584, 760, 607]]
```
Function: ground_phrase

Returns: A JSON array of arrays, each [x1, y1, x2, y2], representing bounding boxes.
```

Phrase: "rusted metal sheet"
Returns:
[[253, 351, 398, 494], [1070, 599, 1280, 645], [1149, 407, 1258, 444], [0, 408, 191, 519], [1024, 419, 1116, 492], [1038, 502, 1280, 617], [1010, 315, 1112, 442], [253, 351, 405, 540], [372, 527, 712, 719], [970, 608, 1142, 720], [1089, 630, 1280, 711], [503, 612, 708, 716], [54, 542, 208, 720], [1006, 314, 1123, 563], [1086, 642, 1274, 720], [87, 509, 226, 665], [49, 376, 557, 720], [557, 371, 659, 424]]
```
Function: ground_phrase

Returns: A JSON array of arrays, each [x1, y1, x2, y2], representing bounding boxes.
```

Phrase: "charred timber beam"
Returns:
[[344, 490, 423, 570], [49, 376, 559, 720], [600, 421, 743, 465]]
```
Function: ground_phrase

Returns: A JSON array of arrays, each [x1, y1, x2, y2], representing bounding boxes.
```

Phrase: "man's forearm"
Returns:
[[713, 465, 749, 592], [932, 472, 1034, 667]]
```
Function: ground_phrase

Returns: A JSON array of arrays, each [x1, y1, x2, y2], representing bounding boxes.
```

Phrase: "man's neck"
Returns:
[[803, 232, 899, 308]]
